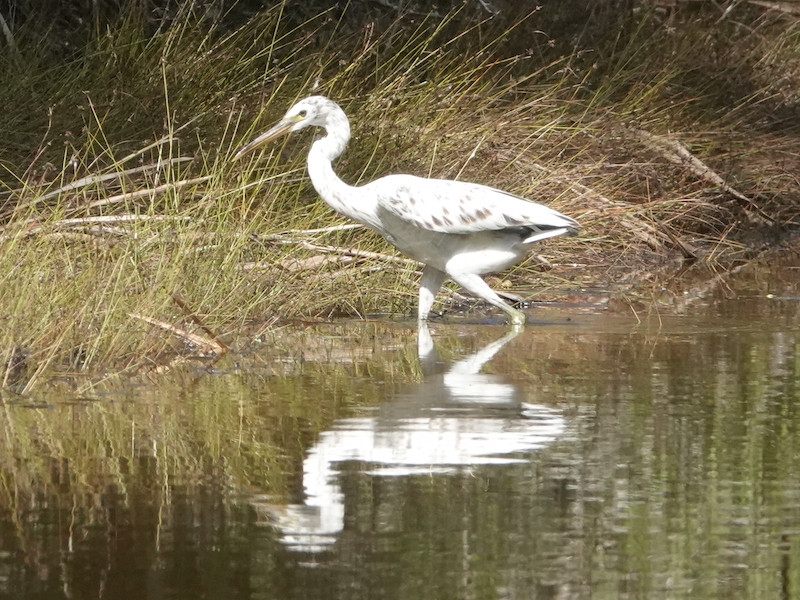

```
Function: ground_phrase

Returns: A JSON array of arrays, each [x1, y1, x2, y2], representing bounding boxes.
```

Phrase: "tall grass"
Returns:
[[1, 2, 799, 387]]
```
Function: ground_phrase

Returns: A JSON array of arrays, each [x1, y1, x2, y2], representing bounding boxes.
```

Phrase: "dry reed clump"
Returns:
[[1, 2, 799, 388]]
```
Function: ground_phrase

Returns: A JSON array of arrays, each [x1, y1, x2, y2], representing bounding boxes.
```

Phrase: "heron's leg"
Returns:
[[418, 265, 447, 321], [445, 270, 526, 327], [416, 320, 439, 375]]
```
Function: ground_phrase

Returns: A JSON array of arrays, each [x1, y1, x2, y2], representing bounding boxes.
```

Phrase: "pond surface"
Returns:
[[2, 267, 800, 599]]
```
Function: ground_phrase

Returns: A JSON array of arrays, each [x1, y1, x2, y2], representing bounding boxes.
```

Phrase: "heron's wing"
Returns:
[[372, 174, 578, 235]]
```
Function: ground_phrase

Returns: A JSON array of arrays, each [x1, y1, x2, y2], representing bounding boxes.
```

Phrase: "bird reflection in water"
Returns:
[[252, 323, 566, 552]]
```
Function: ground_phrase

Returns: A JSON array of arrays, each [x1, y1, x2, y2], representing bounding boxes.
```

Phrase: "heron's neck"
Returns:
[[307, 121, 377, 226]]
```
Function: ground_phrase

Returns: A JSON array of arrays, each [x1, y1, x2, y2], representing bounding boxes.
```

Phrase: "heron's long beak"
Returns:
[[234, 115, 301, 160]]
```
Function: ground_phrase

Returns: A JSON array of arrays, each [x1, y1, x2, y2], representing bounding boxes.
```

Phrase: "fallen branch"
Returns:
[[170, 292, 230, 353], [560, 176, 669, 251], [299, 241, 420, 267], [668, 260, 755, 312], [632, 128, 774, 224], [0, 214, 192, 237], [283, 223, 363, 235], [254, 222, 363, 244], [83, 176, 211, 210], [12, 157, 194, 209], [129, 312, 227, 354], [277, 254, 356, 272], [654, 219, 699, 260], [747, 0, 800, 15], [318, 264, 390, 280]]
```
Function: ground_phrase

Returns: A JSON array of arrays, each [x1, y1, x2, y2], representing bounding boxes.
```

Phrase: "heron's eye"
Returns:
[[298, 109, 307, 117]]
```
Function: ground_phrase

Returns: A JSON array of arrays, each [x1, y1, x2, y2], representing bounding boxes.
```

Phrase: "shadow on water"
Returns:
[[4, 266, 800, 598]]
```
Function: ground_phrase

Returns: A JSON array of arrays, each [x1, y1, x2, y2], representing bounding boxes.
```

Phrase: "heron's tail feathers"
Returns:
[[523, 226, 577, 244]]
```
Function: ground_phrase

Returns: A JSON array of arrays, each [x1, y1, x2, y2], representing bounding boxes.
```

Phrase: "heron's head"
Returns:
[[234, 96, 344, 159]]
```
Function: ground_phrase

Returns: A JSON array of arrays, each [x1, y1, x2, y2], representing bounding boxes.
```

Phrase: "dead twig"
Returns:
[[83, 176, 211, 211], [299, 241, 420, 267], [12, 157, 194, 210], [277, 254, 356, 272], [562, 176, 669, 251], [283, 223, 363, 235], [170, 292, 230, 353], [654, 219, 699, 261], [747, 0, 800, 15], [668, 260, 756, 312], [254, 223, 363, 243], [632, 128, 774, 224], [533, 163, 674, 252], [129, 312, 226, 354], [0, 214, 192, 238]]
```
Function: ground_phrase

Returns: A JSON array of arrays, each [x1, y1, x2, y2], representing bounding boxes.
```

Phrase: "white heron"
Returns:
[[235, 96, 578, 326]]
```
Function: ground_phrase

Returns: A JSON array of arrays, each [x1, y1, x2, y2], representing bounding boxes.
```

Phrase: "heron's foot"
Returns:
[[508, 310, 527, 328]]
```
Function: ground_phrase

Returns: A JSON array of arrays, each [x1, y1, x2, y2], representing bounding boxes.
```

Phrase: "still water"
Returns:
[[2, 269, 800, 599]]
